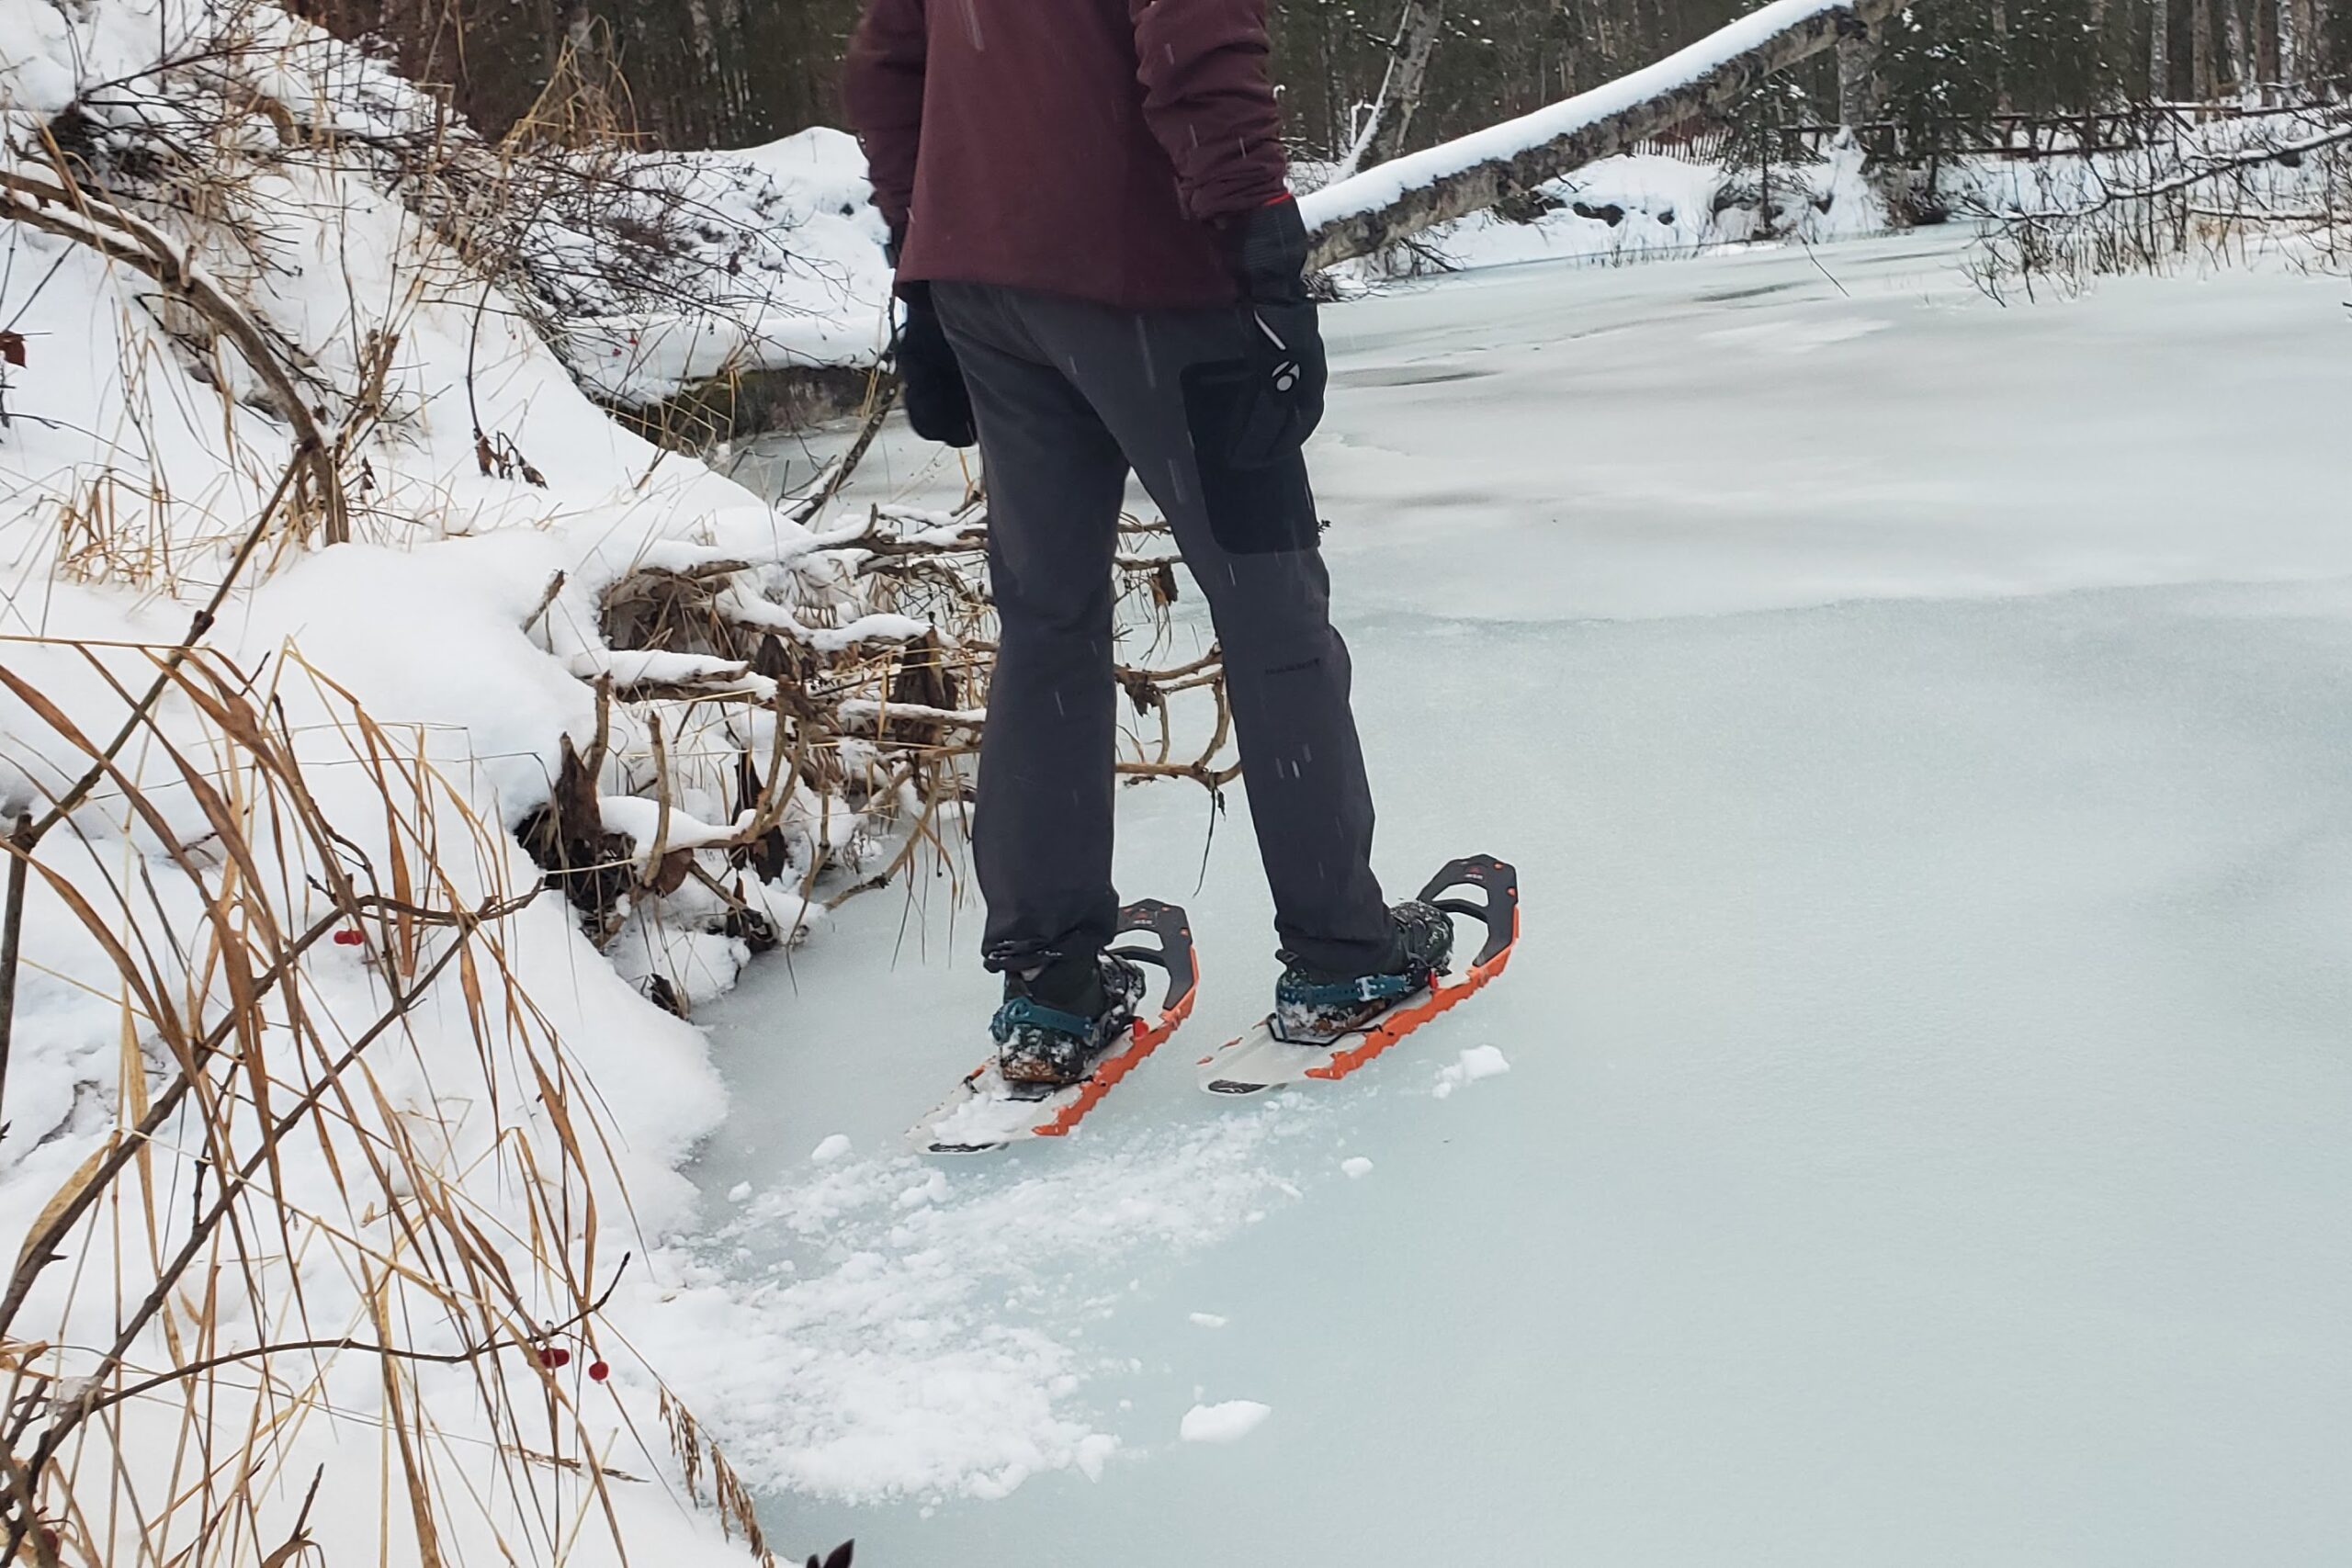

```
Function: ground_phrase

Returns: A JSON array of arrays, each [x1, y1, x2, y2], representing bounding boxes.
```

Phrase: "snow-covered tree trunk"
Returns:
[[1306, 0, 1911, 268], [1347, 0, 1451, 174]]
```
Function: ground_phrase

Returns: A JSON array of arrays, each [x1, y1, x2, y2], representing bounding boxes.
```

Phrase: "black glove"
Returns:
[[1213, 194, 1328, 466], [890, 277, 978, 449]]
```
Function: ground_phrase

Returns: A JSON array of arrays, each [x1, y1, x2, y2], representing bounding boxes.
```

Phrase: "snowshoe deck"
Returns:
[[1197, 855, 1518, 1096], [913, 900, 1199, 1153]]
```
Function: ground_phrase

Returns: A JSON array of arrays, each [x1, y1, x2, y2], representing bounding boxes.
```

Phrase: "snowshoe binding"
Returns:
[[1272, 899, 1456, 1046], [993, 951, 1148, 1088], [912, 900, 1199, 1153]]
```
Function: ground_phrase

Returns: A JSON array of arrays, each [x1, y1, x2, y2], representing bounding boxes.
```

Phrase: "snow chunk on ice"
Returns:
[[1341, 1156, 1375, 1179], [1180, 1401, 1272, 1444], [726, 1181, 752, 1202], [1433, 1046, 1511, 1099], [1188, 1313, 1228, 1329], [810, 1134, 852, 1164]]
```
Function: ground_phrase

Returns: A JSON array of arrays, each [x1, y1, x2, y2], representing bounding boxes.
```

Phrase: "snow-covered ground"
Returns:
[[678, 234, 2352, 1562]]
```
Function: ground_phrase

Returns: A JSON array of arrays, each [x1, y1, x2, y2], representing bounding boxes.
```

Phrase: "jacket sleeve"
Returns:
[[1128, 0, 1290, 223], [842, 0, 929, 238]]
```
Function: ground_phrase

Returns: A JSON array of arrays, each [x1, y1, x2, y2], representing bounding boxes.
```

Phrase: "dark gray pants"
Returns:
[[933, 281, 1391, 978]]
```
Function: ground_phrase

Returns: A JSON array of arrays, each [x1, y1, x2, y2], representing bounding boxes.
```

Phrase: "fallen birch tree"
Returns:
[[1303, 0, 1917, 267]]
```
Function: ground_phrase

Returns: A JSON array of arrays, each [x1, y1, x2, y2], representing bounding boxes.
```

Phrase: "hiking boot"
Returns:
[[1272, 901, 1455, 1045], [993, 951, 1148, 1087]]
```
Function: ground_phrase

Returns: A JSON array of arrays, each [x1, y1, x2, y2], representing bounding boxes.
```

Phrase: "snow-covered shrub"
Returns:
[[1961, 105, 2352, 297]]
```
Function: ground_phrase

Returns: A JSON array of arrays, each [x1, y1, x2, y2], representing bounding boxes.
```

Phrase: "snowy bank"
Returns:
[[0, 4, 915, 1560], [550, 129, 895, 410]]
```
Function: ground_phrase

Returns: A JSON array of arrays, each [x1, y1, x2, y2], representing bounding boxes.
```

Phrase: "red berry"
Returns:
[[537, 1345, 571, 1369], [588, 1359, 609, 1382], [333, 928, 364, 946]]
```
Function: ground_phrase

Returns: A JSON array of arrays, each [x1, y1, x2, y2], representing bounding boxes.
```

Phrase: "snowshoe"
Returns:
[[912, 900, 1199, 1153], [1198, 855, 1518, 1096]]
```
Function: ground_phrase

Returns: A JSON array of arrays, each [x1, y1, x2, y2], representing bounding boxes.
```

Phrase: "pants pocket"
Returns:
[[1180, 357, 1321, 557]]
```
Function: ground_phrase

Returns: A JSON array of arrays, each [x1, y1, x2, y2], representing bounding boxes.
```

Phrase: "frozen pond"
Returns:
[[664, 235, 2352, 1564]]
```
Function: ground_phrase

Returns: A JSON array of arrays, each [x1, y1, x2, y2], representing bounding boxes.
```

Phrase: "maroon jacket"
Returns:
[[842, 0, 1290, 311]]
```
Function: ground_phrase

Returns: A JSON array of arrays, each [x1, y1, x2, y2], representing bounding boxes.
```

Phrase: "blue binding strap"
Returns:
[[1279, 973, 1419, 1009], [990, 996, 1100, 1044]]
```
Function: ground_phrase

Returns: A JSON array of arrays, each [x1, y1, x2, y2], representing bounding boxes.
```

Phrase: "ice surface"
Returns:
[[677, 236, 2352, 1563]]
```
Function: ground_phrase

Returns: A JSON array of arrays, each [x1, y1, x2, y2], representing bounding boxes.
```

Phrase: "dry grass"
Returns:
[[0, 619, 737, 1563]]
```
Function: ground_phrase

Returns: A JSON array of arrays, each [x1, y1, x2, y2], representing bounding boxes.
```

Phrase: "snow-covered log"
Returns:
[[1303, 0, 1913, 267]]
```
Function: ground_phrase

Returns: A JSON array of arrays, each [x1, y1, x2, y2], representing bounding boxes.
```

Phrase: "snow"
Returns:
[[1178, 1400, 1272, 1444], [812, 1133, 854, 1163], [1432, 1045, 1512, 1099], [1340, 1156, 1375, 1179], [680, 233, 2352, 1563], [1394, 141, 1888, 277], [1188, 1312, 1229, 1328], [554, 129, 893, 407]]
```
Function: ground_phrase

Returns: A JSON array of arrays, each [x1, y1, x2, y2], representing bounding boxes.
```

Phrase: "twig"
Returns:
[[76, 1255, 633, 1420], [0, 815, 28, 1142], [787, 375, 899, 526], [2, 161, 348, 545]]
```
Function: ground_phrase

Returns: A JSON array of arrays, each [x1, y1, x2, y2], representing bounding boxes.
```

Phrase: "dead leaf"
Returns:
[[17, 1137, 114, 1277], [0, 1340, 53, 1373], [648, 848, 695, 897], [0, 331, 24, 367]]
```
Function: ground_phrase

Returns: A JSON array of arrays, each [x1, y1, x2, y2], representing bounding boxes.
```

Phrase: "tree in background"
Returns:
[[294, 0, 864, 145], [301, 0, 2347, 167], [1716, 62, 1827, 237], [2000, 0, 2119, 113], [1872, 0, 2006, 218], [1342, 0, 1453, 174]]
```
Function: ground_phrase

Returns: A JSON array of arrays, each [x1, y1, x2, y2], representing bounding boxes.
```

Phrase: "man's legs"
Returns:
[[976, 287, 1394, 979], [931, 284, 1131, 974]]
